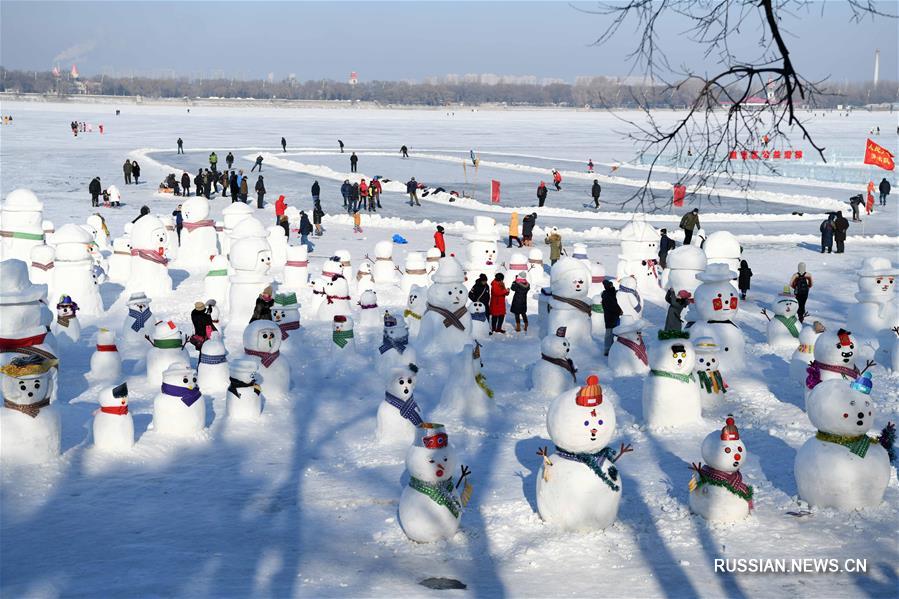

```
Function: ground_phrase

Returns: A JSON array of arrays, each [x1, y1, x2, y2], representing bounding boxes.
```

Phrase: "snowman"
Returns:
[[331, 315, 357, 353], [436, 343, 494, 424], [152, 364, 205, 437], [376, 362, 423, 446], [506, 252, 530, 288], [537, 375, 630, 531], [468, 301, 490, 341], [693, 337, 728, 409], [335, 249, 353, 282], [145, 320, 190, 387], [642, 331, 701, 429], [531, 327, 578, 395], [226, 358, 264, 421], [662, 244, 707, 296], [317, 275, 353, 322], [416, 257, 472, 355], [616, 219, 662, 300], [526, 248, 550, 289], [404, 285, 427, 337], [121, 292, 154, 348], [197, 332, 229, 394], [790, 320, 825, 386], [544, 257, 593, 346], [0, 356, 59, 464], [874, 327, 899, 372], [847, 257, 897, 344], [608, 315, 650, 376], [589, 259, 606, 297], [228, 236, 273, 326], [357, 290, 381, 328], [378, 312, 418, 377], [266, 226, 288, 272], [89, 328, 121, 382], [86, 213, 111, 251], [243, 319, 289, 400], [689, 263, 745, 372], [203, 254, 230, 312], [220, 201, 254, 256], [689, 417, 753, 522], [42, 220, 56, 244], [616, 275, 643, 320], [425, 246, 442, 280], [52, 295, 82, 343], [319, 257, 343, 291], [570, 242, 591, 275], [703, 231, 742, 272], [398, 423, 471, 543], [763, 287, 801, 348], [159, 215, 179, 262], [804, 328, 862, 400], [0, 188, 46, 262], [282, 244, 310, 293], [126, 215, 173, 297], [28, 243, 55, 286], [372, 240, 398, 285], [463, 216, 500, 283], [795, 374, 892, 510], [401, 252, 430, 295], [92, 382, 134, 451], [107, 236, 133, 284], [272, 292, 301, 343], [355, 261, 375, 296], [106, 184, 122, 207], [50, 224, 103, 316]]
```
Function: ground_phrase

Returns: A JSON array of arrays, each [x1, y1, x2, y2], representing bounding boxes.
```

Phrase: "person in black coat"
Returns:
[[350, 183, 360, 212], [229, 171, 239, 203], [737, 259, 753, 300], [590, 180, 602, 209], [833, 210, 849, 253], [522, 213, 537, 246], [468, 274, 490, 306], [172, 205, 183, 244], [226, 152, 234, 169], [181, 172, 191, 197], [600, 280, 623, 356], [349, 152, 358, 172], [509, 275, 530, 332], [250, 286, 274, 322], [89, 177, 102, 207], [664, 288, 690, 331], [658, 228, 676, 268], [131, 161, 141, 184], [311, 180, 321, 202], [879, 177, 891, 206], [281, 137, 287, 152], [255, 176, 266, 209], [177, 138, 184, 154], [312, 201, 324, 236], [298, 211, 314, 252], [189, 301, 216, 348], [536, 182, 548, 207]]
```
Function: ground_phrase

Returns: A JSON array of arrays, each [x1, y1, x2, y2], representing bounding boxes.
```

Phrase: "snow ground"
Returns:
[[0, 101, 897, 598]]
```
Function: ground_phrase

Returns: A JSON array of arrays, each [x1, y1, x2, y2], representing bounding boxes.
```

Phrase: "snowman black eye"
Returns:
[[19, 384, 26, 390], [192, 377, 197, 383], [584, 420, 589, 426], [429, 459, 434, 463], [724, 447, 732, 453], [850, 344, 854, 349], [182, 377, 189, 384], [597, 419, 604, 425], [737, 446, 743, 452], [34, 382, 40, 389], [717, 293, 722, 297]]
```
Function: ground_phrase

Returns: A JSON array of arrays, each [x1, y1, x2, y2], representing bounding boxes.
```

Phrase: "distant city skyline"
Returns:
[[2, 1, 895, 83]]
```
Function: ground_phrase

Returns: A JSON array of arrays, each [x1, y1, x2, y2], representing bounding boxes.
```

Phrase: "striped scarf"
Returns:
[[0, 230, 44, 241], [383, 391, 423, 425], [551, 294, 592, 315], [774, 314, 800, 338], [618, 285, 642, 313], [181, 219, 215, 232], [128, 308, 152, 332], [426, 303, 467, 331], [615, 335, 648, 366], [245, 347, 280, 367], [56, 314, 75, 328], [697, 370, 727, 394], [555, 446, 620, 492], [332, 329, 354, 348], [650, 369, 695, 383], [408, 477, 461, 519], [199, 352, 227, 365], [805, 360, 859, 390], [161, 383, 202, 407], [694, 465, 753, 506], [4, 397, 50, 418], [379, 334, 408, 355], [31, 261, 54, 271], [130, 248, 169, 266], [541, 354, 577, 382], [278, 320, 300, 340], [815, 431, 876, 458]]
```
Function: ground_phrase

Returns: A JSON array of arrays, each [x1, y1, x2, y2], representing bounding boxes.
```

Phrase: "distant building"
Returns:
[[349, 71, 358, 85]]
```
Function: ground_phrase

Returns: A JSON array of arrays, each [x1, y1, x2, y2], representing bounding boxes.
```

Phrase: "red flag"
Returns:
[[863, 138, 895, 171], [673, 184, 686, 207], [491, 180, 501, 203]]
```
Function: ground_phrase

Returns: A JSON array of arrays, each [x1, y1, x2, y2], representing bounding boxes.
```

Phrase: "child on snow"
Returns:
[[353, 210, 362, 233], [737, 259, 752, 300], [510, 273, 530, 332]]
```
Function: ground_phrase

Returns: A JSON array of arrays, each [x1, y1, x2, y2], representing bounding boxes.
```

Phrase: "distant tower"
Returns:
[[874, 49, 880, 86], [349, 71, 358, 86], [766, 75, 777, 104]]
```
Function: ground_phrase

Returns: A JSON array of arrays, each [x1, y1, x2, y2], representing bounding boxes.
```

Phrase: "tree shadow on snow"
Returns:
[[513, 435, 548, 514], [741, 428, 797, 498]]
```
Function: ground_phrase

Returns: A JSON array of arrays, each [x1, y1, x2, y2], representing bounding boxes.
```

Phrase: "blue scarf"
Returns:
[[199, 352, 227, 365], [470, 312, 487, 322], [378, 334, 409, 355], [128, 307, 152, 332], [555, 446, 621, 491], [383, 391, 422, 426], [161, 383, 202, 407], [618, 285, 642, 313]]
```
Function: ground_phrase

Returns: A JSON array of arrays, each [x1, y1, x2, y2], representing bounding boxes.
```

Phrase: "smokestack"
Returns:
[[874, 49, 880, 86]]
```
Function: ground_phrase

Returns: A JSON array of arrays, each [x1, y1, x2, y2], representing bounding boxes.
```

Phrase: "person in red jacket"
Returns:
[[371, 177, 382, 209], [275, 195, 288, 236], [489, 273, 509, 334], [434, 225, 446, 257], [552, 169, 562, 191]]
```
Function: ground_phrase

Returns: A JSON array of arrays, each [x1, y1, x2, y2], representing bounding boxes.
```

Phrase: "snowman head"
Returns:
[[695, 281, 738, 317], [229, 359, 258, 386], [386, 363, 417, 398], [857, 257, 897, 299], [541, 327, 571, 359], [181, 197, 210, 222], [0, 356, 55, 405], [807, 376, 874, 435], [56, 296, 78, 318], [470, 301, 486, 315], [242, 320, 281, 353], [407, 285, 425, 310], [357, 262, 372, 277], [229, 238, 272, 274], [321, 259, 342, 280], [127, 292, 151, 313], [98, 382, 129, 410], [813, 328, 856, 366], [651, 334, 695, 372], [383, 312, 409, 340], [550, 257, 589, 299], [325, 275, 349, 298], [162, 364, 198, 390], [332, 314, 354, 332], [546, 375, 616, 453], [405, 423, 457, 483], [428, 281, 467, 308], [773, 296, 798, 317], [359, 290, 378, 308], [153, 320, 182, 342], [701, 417, 746, 472], [694, 337, 720, 372], [310, 279, 325, 296], [131, 215, 168, 253]]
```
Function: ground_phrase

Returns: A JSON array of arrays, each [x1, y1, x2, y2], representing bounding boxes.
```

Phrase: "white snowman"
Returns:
[[152, 364, 205, 437], [804, 328, 862, 400], [51, 295, 82, 343], [589, 259, 606, 297], [570, 242, 591, 275], [372, 240, 399, 286], [531, 327, 578, 396], [608, 315, 650, 376], [790, 320, 825, 386], [243, 319, 289, 400], [463, 216, 500, 283], [86, 213, 111, 251], [197, 332, 229, 394], [317, 275, 353, 322], [335, 249, 353, 282], [126, 215, 173, 297], [50, 223, 103, 316], [537, 375, 629, 531], [92, 382, 134, 451], [282, 244, 310, 293], [703, 231, 742, 272], [226, 358, 264, 421], [272, 292, 301, 344], [107, 236, 133, 284], [764, 287, 801, 348], [468, 301, 490, 341], [357, 290, 381, 329], [526, 248, 550, 289], [0, 188, 46, 262], [220, 201, 254, 256], [436, 343, 494, 425], [121, 292, 154, 348], [642, 332, 701, 429], [401, 252, 430, 295], [425, 246, 442, 281], [266, 226, 288, 272], [376, 362, 423, 446], [28, 243, 55, 286], [228, 236, 273, 326], [89, 328, 121, 382], [544, 257, 592, 347], [506, 252, 529, 288], [847, 257, 897, 344], [378, 312, 418, 378], [404, 285, 427, 337], [416, 257, 472, 356], [355, 261, 375, 296], [159, 214, 179, 262], [616, 275, 643, 320], [689, 417, 753, 522], [662, 244, 707, 296], [693, 337, 728, 409], [0, 356, 60, 464], [203, 255, 230, 312], [795, 373, 891, 510], [689, 263, 745, 372], [145, 320, 190, 388], [616, 219, 662, 300], [398, 423, 470, 543], [874, 327, 899, 372]]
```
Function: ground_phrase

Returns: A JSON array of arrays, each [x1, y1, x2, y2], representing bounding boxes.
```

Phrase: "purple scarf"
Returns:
[[805, 360, 859, 390], [161, 383, 202, 407]]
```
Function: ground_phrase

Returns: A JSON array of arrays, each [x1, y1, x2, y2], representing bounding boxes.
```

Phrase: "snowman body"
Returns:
[[203, 255, 230, 312], [694, 344, 727, 409], [228, 237, 273, 326], [790, 323, 822, 385], [804, 329, 862, 404], [401, 252, 430, 295], [51, 224, 103, 316], [0, 369, 60, 464], [317, 276, 353, 322], [416, 258, 472, 356], [377, 317, 417, 378], [664, 245, 707, 295], [767, 296, 801, 348], [608, 327, 649, 377], [376, 366, 421, 446], [689, 423, 751, 522], [372, 240, 398, 285], [436, 344, 493, 424], [398, 441, 462, 542], [126, 216, 173, 296], [464, 217, 500, 283], [266, 226, 288, 272], [691, 270, 745, 372], [145, 322, 190, 388], [28, 243, 55, 286], [160, 215, 179, 262], [197, 334, 229, 394], [468, 302, 490, 341], [152, 366, 205, 436], [177, 197, 219, 269], [846, 262, 896, 344], [642, 338, 701, 428], [531, 333, 578, 395], [1, 188, 46, 262], [616, 276, 643, 321], [243, 320, 289, 400], [615, 220, 662, 300], [226, 360, 264, 421], [358, 291, 381, 328], [282, 244, 310, 293], [526, 248, 550, 289], [404, 286, 427, 338], [355, 263, 375, 296], [52, 304, 82, 343], [107, 237, 132, 284], [89, 329, 122, 382], [120, 298, 153, 350], [93, 386, 134, 451], [545, 258, 593, 347]]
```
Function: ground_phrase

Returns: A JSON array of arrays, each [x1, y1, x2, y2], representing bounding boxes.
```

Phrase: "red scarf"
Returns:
[[181, 219, 215, 232], [616, 335, 648, 366], [0, 331, 48, 350], [286, 260, 308, 267], [100, 405, 128, 415], [326, 294, 350, 304], [245, 347, 280, 368], [131, 248, 169, 266], [96, 344, 118, 352]]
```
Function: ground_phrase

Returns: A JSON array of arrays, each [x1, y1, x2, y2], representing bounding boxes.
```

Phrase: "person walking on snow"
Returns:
[[177, 138, 184, 154], [400, 145, 409, 158], [371, 177, 382, 209], [737, 259, 752, 300], [338, 139, 345, 153], [299, 211, 314, 252], [849, 193, 863, 221], [507, 211, 522, 248], [226, 152, 234, 170], [89, 177, 102, 207], [239, 175, 249, 203], [679, 208, 700, 245], [209, 152, 218, 170], [311, 180, 320, 203], [255, 176, 266, 209], [312, 200, 324, 236], [600, 279, 623, 356], [522, 213, 537, 246], [350, 183, 360, 212], [131, 161, 141, 185], [866, 180, 875, 214], [251, 155, 263, 172], [833, 211, 849, 254], [536, 181, 548, 207], [350, 152, 358, 173], [591, 179, 602, 209], [407, 177, 420, 206], [879, 177, 891, 206], [819, 213, 834, 253], [587, 159, 594, 173], [544, 227, 562, 265], [275, 194, 287, 227], [658, 228, 675, 268], [123, 159, 133, 185], [359, 179, 369, 210], [434, 225, 446, 257], [552, 169, 562, 191], [469, 273, 491, 307], [281, 137, 287, 152], [489, 273, 509, 334], [172, 205, 183, 244], [790, 263, 813, 322]]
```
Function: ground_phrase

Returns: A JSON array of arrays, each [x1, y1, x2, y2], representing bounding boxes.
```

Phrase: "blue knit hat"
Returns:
[[850, 371, 873, 395]]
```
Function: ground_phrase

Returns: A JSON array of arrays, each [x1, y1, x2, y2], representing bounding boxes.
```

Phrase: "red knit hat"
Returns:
[[720, 416, 740, 441], [576, 375, 602, 407]]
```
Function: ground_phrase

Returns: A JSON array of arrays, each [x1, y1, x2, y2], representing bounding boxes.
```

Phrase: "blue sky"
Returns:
[[1, 1, 895, 82]]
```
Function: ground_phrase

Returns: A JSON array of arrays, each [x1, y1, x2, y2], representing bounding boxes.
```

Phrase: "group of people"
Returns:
[[819, 211, 850, 254], [340, 178, 382, 212], [467, 272, 530, 334]]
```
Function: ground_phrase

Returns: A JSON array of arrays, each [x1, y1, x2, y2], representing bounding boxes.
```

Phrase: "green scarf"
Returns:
[[475, 373, 494, 398], [408, 476, 461, 518], [816, 431, 876, 458], [650, 369, 695, 383], [206, 268, 228, 277], [591, 304, 604, 313], [774, 314, 800, 338], [332, 329, 354, 348], [154, 338, 183, 349], [1, 230, 44, 240], [697, 370, 726, 394]]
